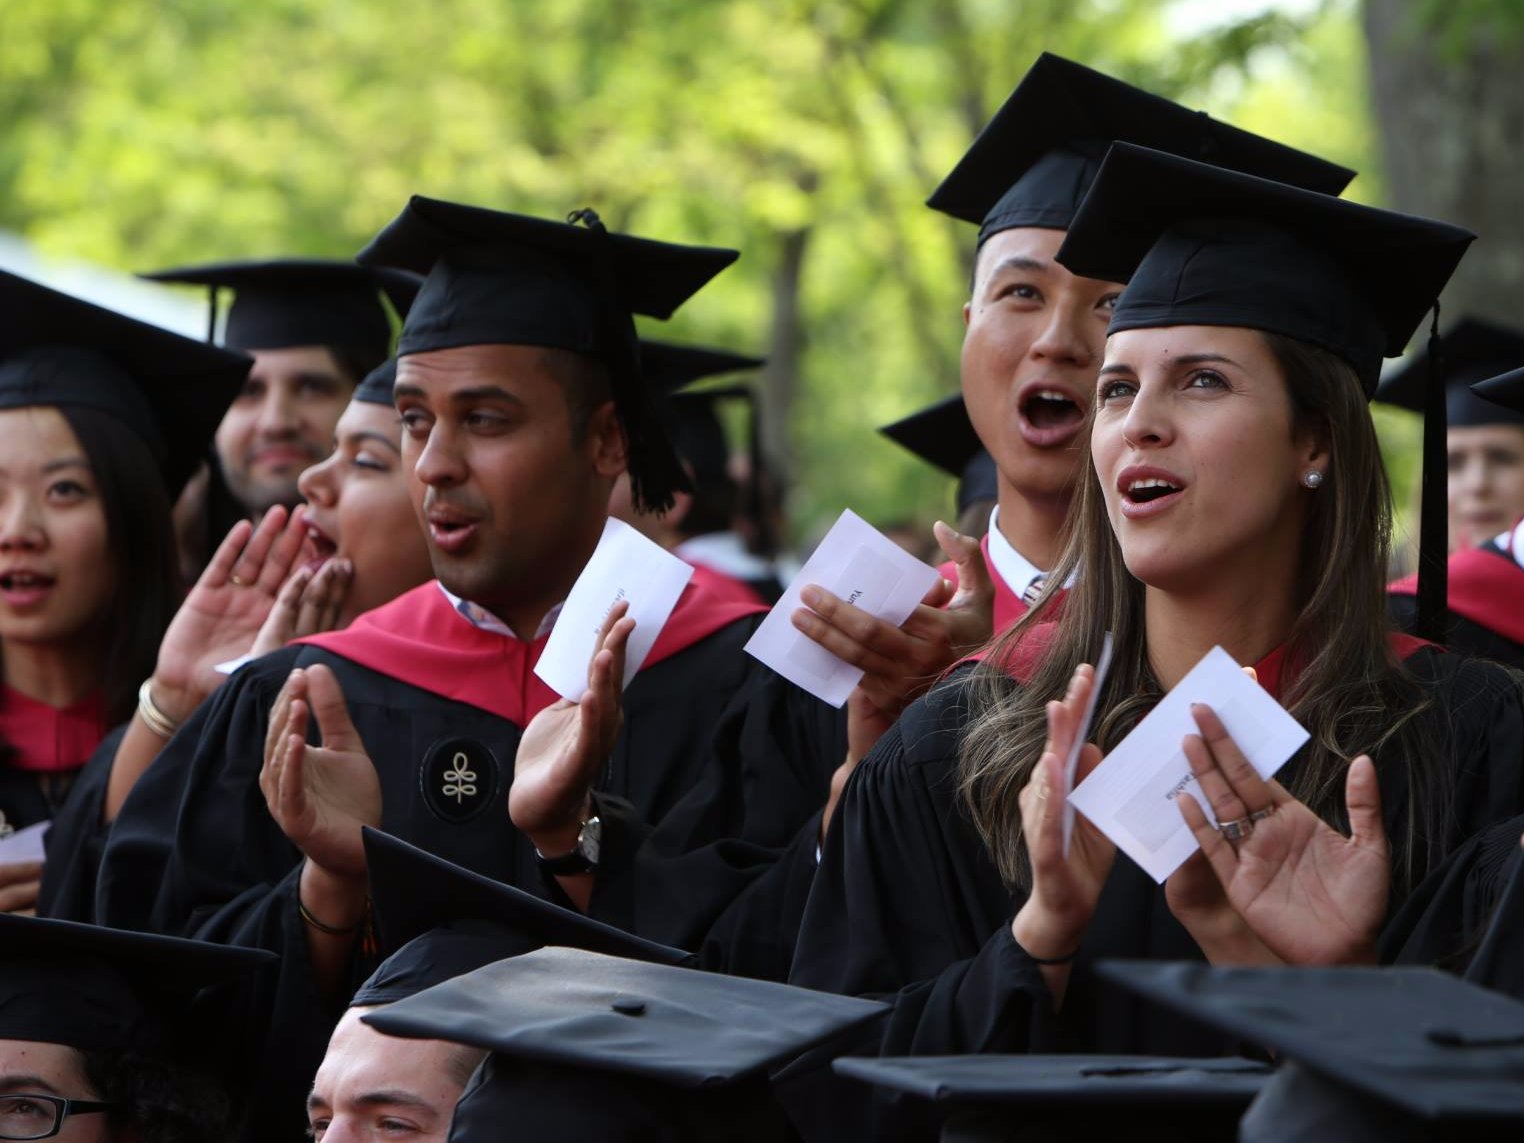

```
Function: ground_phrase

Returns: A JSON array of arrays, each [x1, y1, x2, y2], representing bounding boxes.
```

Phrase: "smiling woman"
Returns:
[[0, 273, 246, 915]]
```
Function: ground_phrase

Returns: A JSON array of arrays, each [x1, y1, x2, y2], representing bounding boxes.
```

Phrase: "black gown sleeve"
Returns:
[[94, 650, 331, 1142], [588, 666, 845, 970], [782, 679, 1062, 1141], [35, 722, 127, 920]]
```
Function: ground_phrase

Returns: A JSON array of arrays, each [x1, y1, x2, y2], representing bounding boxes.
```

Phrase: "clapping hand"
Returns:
[[1176, 704, 1389, 966], [259, 665, 380, 881], [1010, 663, 1116, 963], [510, 603, 632, 854]]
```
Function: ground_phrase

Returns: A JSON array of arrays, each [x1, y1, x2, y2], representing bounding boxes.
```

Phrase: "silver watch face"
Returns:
[[577, 815, 602, 866]]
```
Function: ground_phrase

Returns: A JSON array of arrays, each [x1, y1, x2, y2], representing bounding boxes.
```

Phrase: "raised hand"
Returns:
[[1176, 703, 1389, 966], [1165, 852, 1284, 966], [510, 603, 632, 854], [258, 664, 380, 881], [801, 522, 994, 760], [249, 555, 353, 658], [1010, 664, 1116, 963], [151, 506, 314, 722], [0, 860, 42, 915]]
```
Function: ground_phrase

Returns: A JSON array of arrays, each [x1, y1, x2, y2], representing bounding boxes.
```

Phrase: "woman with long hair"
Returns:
[[0, 272, 247, 915], [788, 146, 1524, 1140], [38, 357, 432, 920]]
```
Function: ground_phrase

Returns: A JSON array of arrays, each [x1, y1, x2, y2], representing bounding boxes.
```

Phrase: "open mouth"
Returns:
[[1124, 477, 1180, 504], [1016, 383, 1086, 448], [1024, 389, 1083, 431], [0, 571, 55, 591]]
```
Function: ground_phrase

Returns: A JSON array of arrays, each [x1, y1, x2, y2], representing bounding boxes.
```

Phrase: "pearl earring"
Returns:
[[1303, 470, 1324, 489]]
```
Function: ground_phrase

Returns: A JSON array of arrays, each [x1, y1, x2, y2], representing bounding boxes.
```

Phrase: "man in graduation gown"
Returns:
[[784, 54, 1356, 769], [1386, 342, 1524, 667], [142, 260, 420, 575], [98, 199, 846, 1140]]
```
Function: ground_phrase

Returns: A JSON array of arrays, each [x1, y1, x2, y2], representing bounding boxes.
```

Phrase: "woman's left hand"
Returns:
[[1176, 704, 1389, 966]]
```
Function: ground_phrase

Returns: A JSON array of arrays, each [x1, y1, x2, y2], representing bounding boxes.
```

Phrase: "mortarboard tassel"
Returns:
[[1415, 303, 1448, 643]]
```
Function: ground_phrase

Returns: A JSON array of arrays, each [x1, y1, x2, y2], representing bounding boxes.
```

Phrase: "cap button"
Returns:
[[611, 995, 647, 1017]]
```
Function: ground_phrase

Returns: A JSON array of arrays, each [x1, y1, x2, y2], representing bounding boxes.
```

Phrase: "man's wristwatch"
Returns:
[[533, 815, 602, 876]]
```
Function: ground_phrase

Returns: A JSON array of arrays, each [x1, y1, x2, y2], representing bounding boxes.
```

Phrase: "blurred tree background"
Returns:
[[2, 0, 1518, 554]]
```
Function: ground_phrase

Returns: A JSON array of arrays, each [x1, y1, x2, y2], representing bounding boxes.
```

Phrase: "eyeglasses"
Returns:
[[0, 1094, 115, 1141]]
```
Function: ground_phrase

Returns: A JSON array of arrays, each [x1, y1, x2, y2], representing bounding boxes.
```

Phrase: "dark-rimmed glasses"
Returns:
[[0, 1094, 115, 1140]]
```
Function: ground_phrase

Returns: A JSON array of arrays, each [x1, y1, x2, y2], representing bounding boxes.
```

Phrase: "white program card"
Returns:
[[1063, 632, 1114, 856], [0, 821, 49, 865], [1067, 645, 1309, 882], [534, 517, 694, 701], [744, 509, 942, 708]]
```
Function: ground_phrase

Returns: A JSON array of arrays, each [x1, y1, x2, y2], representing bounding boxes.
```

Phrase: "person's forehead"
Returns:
[[249, 345, 346, 381], [976, 225, 1067, 274], [0, 1040, 85, 1086], [315, 1012, 458, 1103], [337, 400, 401, 441]]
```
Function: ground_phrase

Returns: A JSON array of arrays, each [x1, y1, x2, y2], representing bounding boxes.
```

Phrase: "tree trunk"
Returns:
[[1362, 0, 1524, 327], [762, 223, 812, 474]]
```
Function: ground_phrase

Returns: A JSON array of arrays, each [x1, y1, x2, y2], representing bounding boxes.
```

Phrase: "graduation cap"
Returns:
[[833, 1055, 1271, 1141], [141, 259, 421, 379], [639, 341, 763, 498], [879, 393, 998, 515], [357, 196, 739, 513], [351, 828, 691, 1006], [0, 270, 252, 497], [1375, 318, 1524, 427], [927, 52, 1355, 247], [352, 357, 398, 407], [0, 912, 273, 1053], [363, 947, 887, 1140], [1097, 960, 1524, 1139], [1055, 141, 1475, 640], [1472, 365, 1524, 414]]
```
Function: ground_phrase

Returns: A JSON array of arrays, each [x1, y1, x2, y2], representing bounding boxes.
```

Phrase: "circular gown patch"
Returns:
[[419, 736, 500, 824]]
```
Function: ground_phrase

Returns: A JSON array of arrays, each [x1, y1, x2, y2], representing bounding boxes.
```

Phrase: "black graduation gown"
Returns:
[[96, 582, 841, 1142], [0, 765, 68, 834], [34, 723, 124, 920], [786, 647, 1524, 1143]]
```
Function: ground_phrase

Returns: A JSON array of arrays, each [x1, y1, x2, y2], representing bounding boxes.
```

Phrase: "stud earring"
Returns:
[[1302, 470, 1324, 489]]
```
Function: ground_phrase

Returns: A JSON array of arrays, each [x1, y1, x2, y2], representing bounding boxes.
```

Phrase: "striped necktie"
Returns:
[[1021, 576, 1046, 606]]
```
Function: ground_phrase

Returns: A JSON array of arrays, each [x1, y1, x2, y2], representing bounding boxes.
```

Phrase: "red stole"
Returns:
[[295, 579, 766, 727], [0, 686, 107, 773], [991, 623, 1430, 699], [1390, 546, 1524, 647]]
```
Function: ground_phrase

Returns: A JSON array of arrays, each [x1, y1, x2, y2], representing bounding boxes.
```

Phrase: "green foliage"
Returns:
[[0, 0, 1388, 544]]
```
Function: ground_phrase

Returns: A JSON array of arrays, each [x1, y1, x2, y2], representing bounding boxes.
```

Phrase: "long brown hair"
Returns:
[[958, 331, 1443, 892]]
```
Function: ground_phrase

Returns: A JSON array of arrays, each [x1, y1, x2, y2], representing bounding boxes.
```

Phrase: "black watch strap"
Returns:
[[535, 846, 595, 876]]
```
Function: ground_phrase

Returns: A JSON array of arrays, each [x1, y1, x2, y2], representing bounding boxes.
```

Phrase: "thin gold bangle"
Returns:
[[136, 679, 180, 739]]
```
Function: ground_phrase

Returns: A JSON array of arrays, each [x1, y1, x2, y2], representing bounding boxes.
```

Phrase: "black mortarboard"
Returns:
[[1472, 366, 1524, 414], [354, 828, 690, 1006], [640, 340, 764, 393], [357, 196, 738, 513], [878, 393, 998, 514], [1056, 142, 1474, 640], [1098, 961, 1524, 1139], [0, 270, 252, 497], [927, 53, 1355, 247], [1055, 143, 1474, 392], [365, 947, 886, 1142], [834, 1055, 1271, 1141], [141, 259, 421, 379], [1375, 318, 1524, 427], [352, 357, 398, 407], [0, 912, 273, 1053], [639, 342, 764, 496]]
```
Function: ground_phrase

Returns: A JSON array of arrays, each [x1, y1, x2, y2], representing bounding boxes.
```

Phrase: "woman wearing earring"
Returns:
[[788, 145, 1524, 1140], [0, 272, 246, 916]]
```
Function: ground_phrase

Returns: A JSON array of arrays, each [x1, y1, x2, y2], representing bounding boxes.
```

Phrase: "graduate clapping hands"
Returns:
[[1013, 663, 1391, 1003]]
